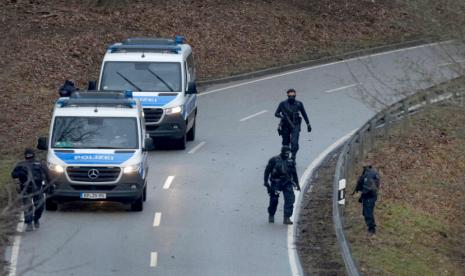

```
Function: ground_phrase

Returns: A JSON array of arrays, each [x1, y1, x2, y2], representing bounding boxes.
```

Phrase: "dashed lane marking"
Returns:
[[153, 212, 162, 227], [239, 110, 268, 122], [325, 83, 362, 93], [150, 252, 158, 267], [438, 60, 465, 67], [163, 176, 175, 190], [188, 141, 206, 154]]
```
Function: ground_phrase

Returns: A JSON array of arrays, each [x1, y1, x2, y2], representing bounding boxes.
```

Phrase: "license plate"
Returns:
[[80, 193, 107, 199]]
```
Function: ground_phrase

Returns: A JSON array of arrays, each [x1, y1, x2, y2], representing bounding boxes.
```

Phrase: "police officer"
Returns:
[[58, 79, 78, 97], [275, 88, 311, 160], [354, 165, 380, 235], [264, 146, 300, 225], [11, 148, 47, 232]]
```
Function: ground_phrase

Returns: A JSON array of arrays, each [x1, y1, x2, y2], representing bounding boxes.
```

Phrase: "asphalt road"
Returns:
[[5, 41, 464, 276]]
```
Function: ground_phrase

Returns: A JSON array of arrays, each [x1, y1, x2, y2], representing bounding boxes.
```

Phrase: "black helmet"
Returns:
[[24, 148, 35, 159], [286, 88, 296, 94], [58, 79, 78, 97], [281, 146, 291, 154]]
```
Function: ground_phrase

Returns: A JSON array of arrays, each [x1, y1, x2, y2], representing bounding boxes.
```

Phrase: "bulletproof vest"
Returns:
[[282, 101, 301, 125], [16, 161, 43, 192], [362, 169, 379, 195], [271, 157, 290, 179]]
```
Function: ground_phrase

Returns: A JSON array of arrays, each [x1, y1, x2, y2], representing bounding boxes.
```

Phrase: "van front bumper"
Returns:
[[146, 113, 186, 139], [46, 170, 145, 203]]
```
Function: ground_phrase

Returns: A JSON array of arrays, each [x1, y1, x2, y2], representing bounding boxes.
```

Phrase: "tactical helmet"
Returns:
[[281, 145, 291, 154], [24, 148, 35, 159]]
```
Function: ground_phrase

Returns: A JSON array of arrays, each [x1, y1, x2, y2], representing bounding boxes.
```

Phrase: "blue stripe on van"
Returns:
[[133, 96, 176, 107], [55, 153, 134, 165]]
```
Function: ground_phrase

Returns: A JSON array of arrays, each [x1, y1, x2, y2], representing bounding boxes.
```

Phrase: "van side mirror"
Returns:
[[87, 80, 97, 91], [187, 81, 197, 94], [37, 136, 48, 150], [143, 137, 154, 151]]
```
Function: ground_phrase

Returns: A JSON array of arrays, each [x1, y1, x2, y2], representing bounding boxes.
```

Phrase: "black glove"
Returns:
[[307, 124, 312, 133], [264, 182, 271, 193]]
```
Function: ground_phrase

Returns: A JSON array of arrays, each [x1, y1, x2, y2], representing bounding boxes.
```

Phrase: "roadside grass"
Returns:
[[0, 138, 48, 273], [0, 155, 20, 271], [345, 104, 465, 275]]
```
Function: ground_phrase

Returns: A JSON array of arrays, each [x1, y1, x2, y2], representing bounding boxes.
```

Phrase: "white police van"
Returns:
[[97, 36, 198, 149], [37, 92, 151, 211]]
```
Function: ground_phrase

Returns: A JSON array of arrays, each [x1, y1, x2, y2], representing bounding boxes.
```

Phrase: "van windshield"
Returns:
[[100, 61, 182, 92], [52, 117, 139, 149]]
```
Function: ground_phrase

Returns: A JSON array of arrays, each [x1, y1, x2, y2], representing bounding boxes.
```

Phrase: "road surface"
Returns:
[[5, 41, 464, 276]]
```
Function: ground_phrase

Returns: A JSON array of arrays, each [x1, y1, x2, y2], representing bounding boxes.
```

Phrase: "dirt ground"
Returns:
[[297, 151, 346, 276], [344, 104, 465, 275]]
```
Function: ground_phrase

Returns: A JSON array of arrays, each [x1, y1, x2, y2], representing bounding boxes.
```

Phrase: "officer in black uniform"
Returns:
[[264, 146, 300, 225], [354, 165, 380, 235], [275, 88, 311, 160], [11, 149, 47, 232]]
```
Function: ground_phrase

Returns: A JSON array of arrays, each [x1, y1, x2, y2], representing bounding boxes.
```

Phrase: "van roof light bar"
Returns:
[[108, 35, 185, 53], [108, 43, 181, 54], [57, 91, 136, 108]]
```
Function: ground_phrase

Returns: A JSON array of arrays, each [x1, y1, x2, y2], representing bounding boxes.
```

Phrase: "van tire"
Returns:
[[187, 119, 196, 141], [45, 198, 58, 211], [131, 197, 143, 212], [176, 134, 186, 150], [142, 185, 147, 202]]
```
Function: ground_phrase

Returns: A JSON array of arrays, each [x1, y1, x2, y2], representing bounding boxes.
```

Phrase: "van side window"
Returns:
[[187, 54, 196, 81]]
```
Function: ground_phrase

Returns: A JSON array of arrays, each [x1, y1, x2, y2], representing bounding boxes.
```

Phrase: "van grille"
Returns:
[[144, 108, 163, 123], [67, 167, 121, 183]]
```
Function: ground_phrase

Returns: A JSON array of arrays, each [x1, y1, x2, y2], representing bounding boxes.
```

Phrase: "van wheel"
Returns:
[[131, 197, 143, 212], [176, 134, 186, 150], [187, 119, 196, 141], [142, 185, 147, 202], [45, 198, 58, 211]]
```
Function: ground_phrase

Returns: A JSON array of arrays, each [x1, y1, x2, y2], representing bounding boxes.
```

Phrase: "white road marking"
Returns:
[[150, 252, 158, 267], [287, 129, 357, 276], [239, 110, 268, 122], [199, 41, 452, 97], [153, 212, 162, 227], [8, 214, 24, 276], [438, 60, 465, 67], [325, 83, 362, 93], [188, 141, 206, 154], [163, 176, 175, 190]]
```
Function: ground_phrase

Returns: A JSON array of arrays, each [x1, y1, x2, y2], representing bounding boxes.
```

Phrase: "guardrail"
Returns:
[[332, 84, 465, 276]]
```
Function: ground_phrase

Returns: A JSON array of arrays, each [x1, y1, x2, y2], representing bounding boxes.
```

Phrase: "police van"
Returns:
[[97, 36, 198, 149], [37, 92, 151, 211]]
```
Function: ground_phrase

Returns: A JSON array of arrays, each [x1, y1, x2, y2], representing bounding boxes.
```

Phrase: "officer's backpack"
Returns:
[[362, 174, 379, 194], [272, 158, 288, 179]]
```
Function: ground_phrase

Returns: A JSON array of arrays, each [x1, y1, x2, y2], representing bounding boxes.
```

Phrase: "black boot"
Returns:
[[283, 217, 293, 225], [25, 223, 34, 232], [268, 215, 274, 223]]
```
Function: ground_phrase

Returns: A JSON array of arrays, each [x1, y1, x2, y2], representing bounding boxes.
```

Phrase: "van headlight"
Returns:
[[165, 106, 182, 114], [47, 162, 64, 173], [123, 164, 140, 174]]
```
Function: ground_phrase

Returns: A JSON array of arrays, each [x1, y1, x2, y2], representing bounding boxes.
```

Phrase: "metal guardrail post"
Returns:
[[425, 91, 432, 105], [383, 111, 390, 136]]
